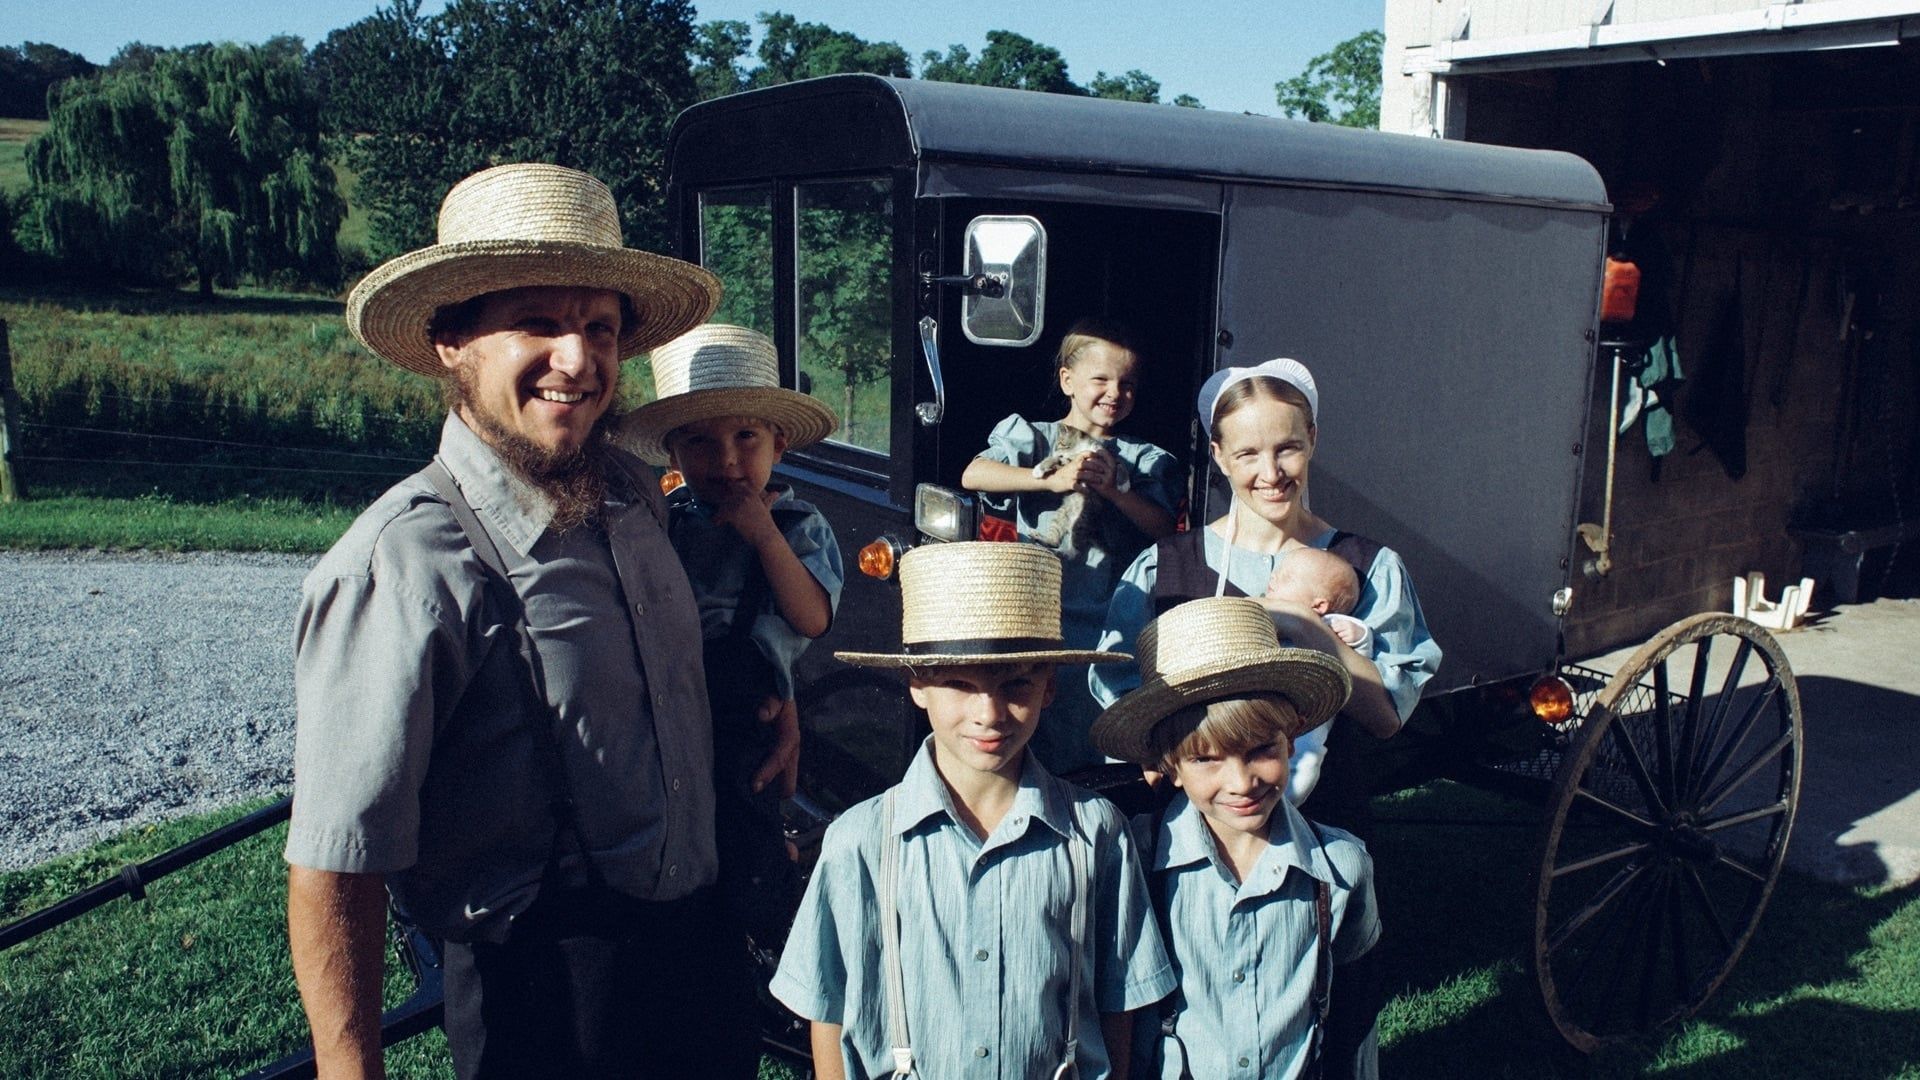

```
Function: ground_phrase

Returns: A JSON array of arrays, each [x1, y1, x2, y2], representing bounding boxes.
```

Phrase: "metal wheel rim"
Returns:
[[1531, 613, 1803, 1052]]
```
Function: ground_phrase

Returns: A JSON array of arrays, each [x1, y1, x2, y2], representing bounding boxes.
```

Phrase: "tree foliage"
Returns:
[[1275, 29, 1383, 129], [1088, 69, 1161, 104], [0, 43, 96, 119], [921, 31, 1086, 95], [25, 42, 344, 293], [315, 0, 699, 260]]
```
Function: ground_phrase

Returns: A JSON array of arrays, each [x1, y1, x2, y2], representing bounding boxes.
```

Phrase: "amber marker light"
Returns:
[[659, 469, 685, 495], [1529, 675, 1575, 724], [858, 537, 900, 580]]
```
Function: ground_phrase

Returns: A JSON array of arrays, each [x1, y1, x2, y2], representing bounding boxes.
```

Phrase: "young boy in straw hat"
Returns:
[[770, 541, 1175, 1080], [620, 323, 843, 944], [1089, 597, 1381, 1080]]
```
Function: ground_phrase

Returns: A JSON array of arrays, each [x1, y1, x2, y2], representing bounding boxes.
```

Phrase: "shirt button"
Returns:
[[1232, 970, 1245, 983], [974, 949, 989, 961], [667, 863, 678, 878], [632, 599, 645, 614], [974, 1047, 989, 1058], [672, 777, 682, 792], [1238, 1056, 1250, 1068]]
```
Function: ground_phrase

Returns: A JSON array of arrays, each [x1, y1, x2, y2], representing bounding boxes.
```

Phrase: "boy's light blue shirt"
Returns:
[[667, 483, 842, 699], [771, 739, 1177, 1079], [1134, 794, 1380, 1080]]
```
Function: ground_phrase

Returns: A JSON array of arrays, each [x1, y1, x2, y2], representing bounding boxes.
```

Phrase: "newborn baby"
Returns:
[[1266, 546, 1373, 653]]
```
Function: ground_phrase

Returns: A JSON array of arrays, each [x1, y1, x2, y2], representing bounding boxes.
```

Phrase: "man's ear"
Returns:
[[433, 333, 465, 373]]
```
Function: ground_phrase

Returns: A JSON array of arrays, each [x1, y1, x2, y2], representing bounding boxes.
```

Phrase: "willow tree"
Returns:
[[26, 41, 344, 294]]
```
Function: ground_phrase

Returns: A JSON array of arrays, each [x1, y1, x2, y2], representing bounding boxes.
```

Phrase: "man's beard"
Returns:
[[446, 369, 620, 535]]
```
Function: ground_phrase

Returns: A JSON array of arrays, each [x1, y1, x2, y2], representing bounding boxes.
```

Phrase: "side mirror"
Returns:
[[961, 215, 1046, 347]]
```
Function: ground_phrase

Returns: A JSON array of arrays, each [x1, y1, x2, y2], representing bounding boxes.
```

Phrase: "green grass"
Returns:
[[0, 490, 360, 552], [3, 783, 1914, 1078], [0, 117, 44, 196]]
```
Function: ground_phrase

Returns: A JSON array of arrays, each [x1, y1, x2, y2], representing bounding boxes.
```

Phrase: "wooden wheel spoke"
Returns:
[[1699, 800, 1790, 833], [1668, 869, 1694, 1004], [1635, 866, 1672, 1031], [1573, 787, 1661, 832], [1690, 678, 1781, 806], [1546, 862, 1647, 955], [1680, 636, 1714, 766], [1682, 864, 1736, 952], [1553, 839, 1652, 879], [1653, 659, 1677, 804], [1686, 640, 1753, 801], [1607, 717, 1670, 817], [1594, 865, 1663, 1029], [1712, 852, 1769, 884], [1699, 730, 1795, 816]]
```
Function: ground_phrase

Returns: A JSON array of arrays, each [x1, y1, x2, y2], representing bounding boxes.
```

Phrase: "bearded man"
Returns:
[[285, 163, 780, 1079]]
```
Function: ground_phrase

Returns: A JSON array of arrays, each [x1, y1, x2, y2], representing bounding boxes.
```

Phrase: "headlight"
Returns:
[[914, 484, 976, 543]]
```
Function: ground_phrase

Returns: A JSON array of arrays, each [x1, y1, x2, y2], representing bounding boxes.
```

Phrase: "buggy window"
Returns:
[[795, 178, 892, 454], [698, 187, 773, 336]]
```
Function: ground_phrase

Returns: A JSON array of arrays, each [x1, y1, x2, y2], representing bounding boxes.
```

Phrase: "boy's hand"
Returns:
[[711, 488, 781, 549], [751, 695, 801, 797]]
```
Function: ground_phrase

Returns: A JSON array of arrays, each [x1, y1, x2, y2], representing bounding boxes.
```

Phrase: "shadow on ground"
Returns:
[[1369, 782, 1920, 1077]]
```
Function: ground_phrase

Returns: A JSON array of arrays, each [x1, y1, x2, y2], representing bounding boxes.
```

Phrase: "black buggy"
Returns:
[[1, 74, 1803, 1071]]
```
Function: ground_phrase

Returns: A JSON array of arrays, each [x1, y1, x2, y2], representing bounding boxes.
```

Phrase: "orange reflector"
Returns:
[[858, 538, 897, 580], [659, 469, 685, 495], [1530, 676, 1575, 724]]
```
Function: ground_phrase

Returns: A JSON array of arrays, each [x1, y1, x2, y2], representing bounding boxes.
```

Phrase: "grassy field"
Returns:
[[2, 783, 1913, 1078], [0, 117, 44, 195]]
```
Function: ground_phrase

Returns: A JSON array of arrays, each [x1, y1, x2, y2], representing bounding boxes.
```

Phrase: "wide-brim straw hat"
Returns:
[[837, 542, 1132, 668], [347, 163, 721, 377], [619, 324, 840, 464], [1090, 597, 1351, 765]]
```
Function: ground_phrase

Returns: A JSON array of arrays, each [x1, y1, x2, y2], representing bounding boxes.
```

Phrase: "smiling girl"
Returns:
[[962, 316, 1179, 774]]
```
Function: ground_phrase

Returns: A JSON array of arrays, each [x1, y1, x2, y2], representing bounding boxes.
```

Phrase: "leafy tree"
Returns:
[[25, 42, 344, 293], [750, 12, 909, 87], [1089, 69, 1160, 104], [690, 18, 753, 99], [0, 43, 96, 119], [1172, 93, 1204, 109], [921, 31, 1085, 95], [107, 43, 167, 74], [316, 0, 700, 259], [1275, 28, 1382, 129]]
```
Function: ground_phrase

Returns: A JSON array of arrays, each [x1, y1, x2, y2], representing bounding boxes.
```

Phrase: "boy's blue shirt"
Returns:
[[667, 483, 843, 699], [1133, 794, 1381, 1080], [771, 739, 1176, 1079]]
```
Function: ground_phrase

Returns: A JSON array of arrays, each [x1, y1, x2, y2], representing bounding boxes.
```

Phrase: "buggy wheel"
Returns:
[[1531, 613, 1802, 1052]]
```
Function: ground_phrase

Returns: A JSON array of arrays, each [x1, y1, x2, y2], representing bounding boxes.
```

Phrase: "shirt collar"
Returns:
[[889, 738, 1075, 846], [1154, 793, 1333, 894], [436, 412, 557, 555]]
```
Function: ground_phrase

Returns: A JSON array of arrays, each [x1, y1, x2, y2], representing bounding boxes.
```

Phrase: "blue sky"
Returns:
[[14, 1, 1384, 117]]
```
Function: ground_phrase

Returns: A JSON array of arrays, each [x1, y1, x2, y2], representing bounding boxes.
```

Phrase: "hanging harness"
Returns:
[[878, 789, 1091, 1080]]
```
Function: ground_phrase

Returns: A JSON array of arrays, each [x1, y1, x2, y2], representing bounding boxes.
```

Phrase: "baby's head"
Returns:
[[1265, 547, 1360, 617]]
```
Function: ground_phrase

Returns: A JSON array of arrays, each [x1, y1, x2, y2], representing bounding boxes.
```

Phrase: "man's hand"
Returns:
[[751, 695, 801, 797]]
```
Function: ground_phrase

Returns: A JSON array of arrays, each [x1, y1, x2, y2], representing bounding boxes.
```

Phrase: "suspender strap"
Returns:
[[880, 791, 915, 1079], [1054, 828, 1089, 1079], [425, 458, 607, 890]]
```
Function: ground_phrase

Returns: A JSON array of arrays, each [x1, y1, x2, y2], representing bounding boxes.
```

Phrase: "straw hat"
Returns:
[[619, 324, 840, 464], [1197, 357, 1319, 432], [1090, 597, 1351, 765], [836, 542, 1132, 668], [346, 163, 721, 377]]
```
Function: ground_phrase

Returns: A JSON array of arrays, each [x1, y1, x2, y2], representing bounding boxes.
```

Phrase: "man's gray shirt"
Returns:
[[286, 413, 717, 942]]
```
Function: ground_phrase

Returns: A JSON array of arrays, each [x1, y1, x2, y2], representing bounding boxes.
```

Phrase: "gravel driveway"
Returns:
[[0, 550, 317, 872]]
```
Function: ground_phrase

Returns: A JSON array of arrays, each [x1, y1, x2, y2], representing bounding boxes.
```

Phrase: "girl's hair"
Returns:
[[1209, 375, 1314, 441], [1151, 692, 1302, 772], [1055, 316, 1144, 371]]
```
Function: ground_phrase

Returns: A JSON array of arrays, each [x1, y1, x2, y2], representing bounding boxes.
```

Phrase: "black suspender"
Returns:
[[424, 458, 608, 890]]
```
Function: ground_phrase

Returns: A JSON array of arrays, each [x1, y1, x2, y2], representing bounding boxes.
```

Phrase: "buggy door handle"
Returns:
[[915, 315, 946, 426]]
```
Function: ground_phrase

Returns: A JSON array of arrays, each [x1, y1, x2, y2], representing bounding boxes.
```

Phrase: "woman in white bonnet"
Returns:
[[1090, 358, 1441, 836]]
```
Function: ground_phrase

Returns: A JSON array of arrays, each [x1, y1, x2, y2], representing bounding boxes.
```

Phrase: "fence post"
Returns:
[[0, 318, 24, 501]]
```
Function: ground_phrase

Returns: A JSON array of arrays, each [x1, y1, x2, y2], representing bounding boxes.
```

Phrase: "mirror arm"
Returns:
[[918, 271, 1007, 298], [915, 316, 946, 427]]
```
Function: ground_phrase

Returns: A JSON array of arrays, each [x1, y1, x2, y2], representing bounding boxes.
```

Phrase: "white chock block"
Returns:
[[1733, 572, 1815, 631]]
